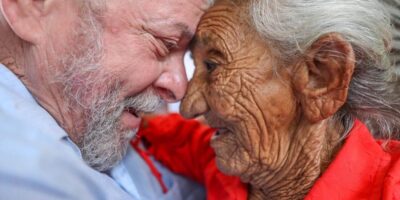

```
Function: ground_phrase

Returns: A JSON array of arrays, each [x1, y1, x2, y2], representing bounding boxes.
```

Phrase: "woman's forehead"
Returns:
[[192, 2, 248, 50]]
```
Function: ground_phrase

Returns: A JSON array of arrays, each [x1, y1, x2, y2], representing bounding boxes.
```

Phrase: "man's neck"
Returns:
[[248, 119, 344, 200], [1, 54, 81, 144]]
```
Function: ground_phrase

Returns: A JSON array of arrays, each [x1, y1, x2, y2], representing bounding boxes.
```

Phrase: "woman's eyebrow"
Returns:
[[189, 35, 212, 50]]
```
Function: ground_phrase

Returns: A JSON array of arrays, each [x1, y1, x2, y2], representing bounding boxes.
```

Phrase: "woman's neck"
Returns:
[[248, 119, 344, 200]]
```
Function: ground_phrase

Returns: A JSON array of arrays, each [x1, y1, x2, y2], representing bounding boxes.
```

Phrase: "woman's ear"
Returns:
[[0, 0, 45, 44], [292, 33, 355, 123]]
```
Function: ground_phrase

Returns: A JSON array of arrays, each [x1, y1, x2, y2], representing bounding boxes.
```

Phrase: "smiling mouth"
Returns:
[[125, 107, 141, 118], [212, 128, 231, 139]]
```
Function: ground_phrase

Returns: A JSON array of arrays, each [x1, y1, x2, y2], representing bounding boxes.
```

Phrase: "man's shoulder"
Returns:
[[0, 106, 132, 199], [0, 66, 133, 199], [0, 114, 132, 199]]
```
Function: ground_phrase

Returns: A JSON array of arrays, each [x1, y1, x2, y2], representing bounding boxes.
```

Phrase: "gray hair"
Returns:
[[380, 0, 400, 73], [56, 2, 162, 171], [249, 0, 400, 140], [207, 0, 216, 6]]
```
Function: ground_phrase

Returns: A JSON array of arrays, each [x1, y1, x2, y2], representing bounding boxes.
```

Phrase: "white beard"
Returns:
[[54, 6, 162, 172]]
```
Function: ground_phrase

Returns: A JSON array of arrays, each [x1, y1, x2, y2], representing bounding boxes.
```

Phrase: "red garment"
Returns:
[[137, 114, 247, 200], [135, 114, 400, 200], [306, 120, 400, 200]]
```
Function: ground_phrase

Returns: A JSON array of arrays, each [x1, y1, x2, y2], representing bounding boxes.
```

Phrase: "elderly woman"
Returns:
[[135, 0, 400, 199]]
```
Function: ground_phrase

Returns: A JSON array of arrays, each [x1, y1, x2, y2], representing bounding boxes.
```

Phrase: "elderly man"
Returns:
[[0, 0, 213, 199], [137, 0, 400, 199]]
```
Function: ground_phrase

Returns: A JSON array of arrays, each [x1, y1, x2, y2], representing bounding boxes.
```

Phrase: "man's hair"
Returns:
[[207, 0, 216, 6], [245, 0, 400, 140]]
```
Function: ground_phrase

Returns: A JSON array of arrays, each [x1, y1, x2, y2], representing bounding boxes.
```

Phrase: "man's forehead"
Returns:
[[146, 18, 194, 39], [173, 22, 194, 39]]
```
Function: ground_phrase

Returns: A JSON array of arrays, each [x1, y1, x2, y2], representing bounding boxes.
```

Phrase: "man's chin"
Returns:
[[88, 146, 128, 172], [81, 131, 135, 172]]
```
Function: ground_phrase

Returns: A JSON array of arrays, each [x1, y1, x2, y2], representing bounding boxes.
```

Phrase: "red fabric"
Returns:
[[137, 114, 247, 200], [135, 114, 400, 200], [305, 120, 400, 200], [130, 136, 168, 193]]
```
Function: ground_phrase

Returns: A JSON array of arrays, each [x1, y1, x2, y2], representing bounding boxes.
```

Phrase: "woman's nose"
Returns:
[[180, 78, 209, 119]]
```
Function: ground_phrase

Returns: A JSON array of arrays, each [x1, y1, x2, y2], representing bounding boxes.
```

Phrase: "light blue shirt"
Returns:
[[0, 64, 204, 200]]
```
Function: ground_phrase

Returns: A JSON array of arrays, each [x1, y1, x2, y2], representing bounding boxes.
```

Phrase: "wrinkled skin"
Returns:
[[181, 0, 355, 199], [0, 0, 208, 171]]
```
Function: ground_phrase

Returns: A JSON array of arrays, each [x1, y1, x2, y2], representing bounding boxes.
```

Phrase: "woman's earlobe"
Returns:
[[293, 33, 355, 123]]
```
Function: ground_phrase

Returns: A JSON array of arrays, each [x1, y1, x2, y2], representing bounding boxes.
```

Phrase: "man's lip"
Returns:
[[125, 107, 139, 118], [121, 111, 142, 130]]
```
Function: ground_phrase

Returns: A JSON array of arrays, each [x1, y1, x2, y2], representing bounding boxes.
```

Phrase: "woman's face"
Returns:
[[181, 0, 299, 181]]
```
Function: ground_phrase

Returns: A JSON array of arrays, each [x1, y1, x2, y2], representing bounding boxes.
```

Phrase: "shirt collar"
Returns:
[[0, 63, 69, 142]]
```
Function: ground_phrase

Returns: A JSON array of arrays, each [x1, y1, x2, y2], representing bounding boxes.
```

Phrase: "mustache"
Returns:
[[80, 88, 162, 172], [122, 88, 163, 115]]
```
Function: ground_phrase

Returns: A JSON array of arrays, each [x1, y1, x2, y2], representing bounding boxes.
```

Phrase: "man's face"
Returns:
[[49, 0, 207, 171], [181, 1, 298, 182]]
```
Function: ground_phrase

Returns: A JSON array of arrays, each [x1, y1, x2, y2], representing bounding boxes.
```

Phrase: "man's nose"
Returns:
[[153, 58, 188, 103]]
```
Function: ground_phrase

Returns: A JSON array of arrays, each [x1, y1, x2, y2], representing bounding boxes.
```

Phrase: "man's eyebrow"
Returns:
[[146, 18, 194, 39], [173, 23, 194, 39]]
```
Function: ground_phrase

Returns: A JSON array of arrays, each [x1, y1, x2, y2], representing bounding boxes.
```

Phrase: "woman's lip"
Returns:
[[121, 111, 141, 131], [211, 128, 230, 140], [211, 127, 229, 132]]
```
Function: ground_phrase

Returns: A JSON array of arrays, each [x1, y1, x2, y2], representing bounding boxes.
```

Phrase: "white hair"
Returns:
[[248, 0, 400, 140], [207, 0, 216, 6], [380, 0, 400, 73], [55, 3, 162, 171]]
